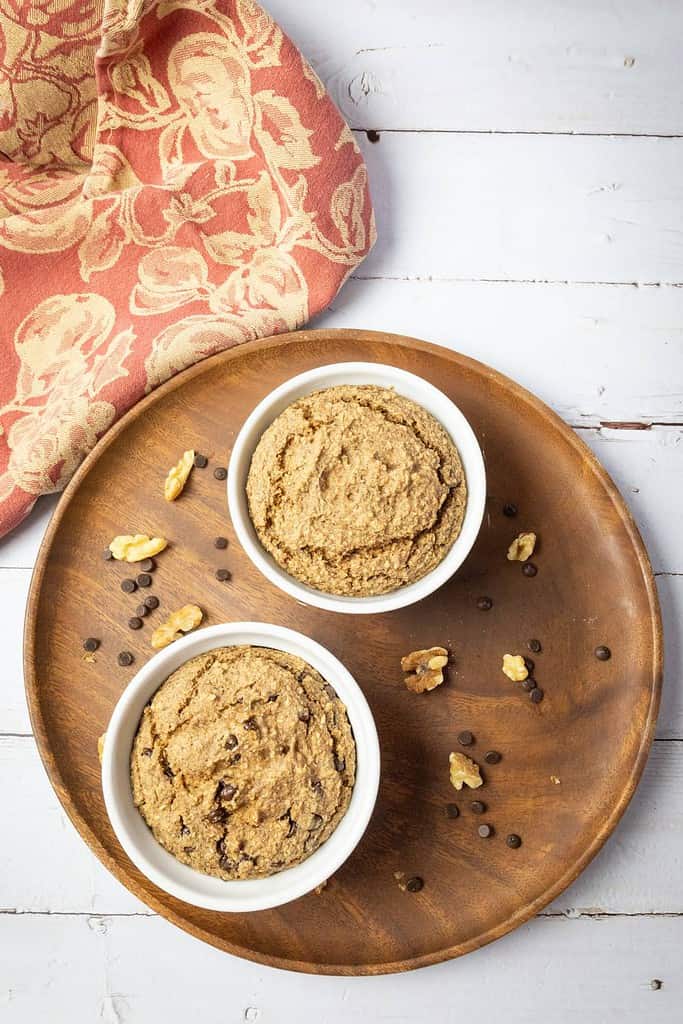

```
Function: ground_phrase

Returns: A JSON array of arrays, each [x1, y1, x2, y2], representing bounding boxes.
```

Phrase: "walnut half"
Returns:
[[151, 604, 203, 649], [507, 532, 537, 562], [502, 653, 528, 682], [401, 646, 449, 693], [109, 534, 167, 562], [164, 449, 195, 501], [449, 752, 483, 790]]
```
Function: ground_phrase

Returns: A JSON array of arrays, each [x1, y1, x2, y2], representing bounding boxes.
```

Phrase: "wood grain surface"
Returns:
[[23, 330, 662, 975]]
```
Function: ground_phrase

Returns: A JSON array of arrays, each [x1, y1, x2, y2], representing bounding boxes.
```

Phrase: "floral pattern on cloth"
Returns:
[[0, 0, 375, 536]]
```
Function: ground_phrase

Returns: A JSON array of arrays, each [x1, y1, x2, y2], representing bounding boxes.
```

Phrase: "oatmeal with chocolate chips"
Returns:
[[130, 646, 356, 880], [246, 385, 467, 596]]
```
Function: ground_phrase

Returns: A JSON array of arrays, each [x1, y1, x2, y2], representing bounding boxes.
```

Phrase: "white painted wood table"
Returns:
[[2, 2, 682, 1020]]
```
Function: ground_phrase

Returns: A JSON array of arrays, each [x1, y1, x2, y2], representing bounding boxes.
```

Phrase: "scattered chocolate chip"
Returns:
[[446, 803, 460, 819], [83, 637, 100, 652], [279, 743, 289, 755], [595, 645, 611, 661], [484, 750, 502, 765], [266, 693, 278, 702], [136, 572, 152, 588], [218, 781, 237, 801], [139, 558, 156, 572], [522, 562, 538, 577], [141, 747, 153, 758], [528, 638, 542, 653], [215, 568, 231, 581], [298, 708, 311, 723], [117, 650, 134, 667], [524, 657, 535, 673], [213, 466, 227, 480], [522, 677, 537, 692], [529, 687, 545, 703], [471, 800, 487, 814], [650, 979, 663, 991], [218, 854, 235, 871], [503, 503, 518, 517], [230, 752, 241, 765], [163, 764, 174, 780], [478, 823, 494, 838], [334, 755, 346, 772], [458, 730, 474, 746], [366, 129, 380, 143], [214, 536, 228, 549], [476, 596, 493, 611], [194, 453, 208, 468], [244, 716, 258, 731], [128, 616, 143, 630], [406, 876, 424, 893], [103, 548, 114, 561], [506, 833, 522, 849], [310, 813, 323, 830], [180, 822, 191, 836], [207, 806, 227, 824], [144, 595, 159, 610], [135, 603, 149, 617], [311, 779, 323, 795], [121, 578, 137, 593], [225, 734, 238, 749], [183, 846, 195, 854]]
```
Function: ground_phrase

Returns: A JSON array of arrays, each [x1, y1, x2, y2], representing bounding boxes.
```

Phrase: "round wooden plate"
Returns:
[[24, 330, 662, 975]]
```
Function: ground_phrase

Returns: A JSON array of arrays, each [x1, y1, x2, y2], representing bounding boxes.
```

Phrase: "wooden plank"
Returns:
[[1, 732, 680, 916], [315, 278, 683, 425], [267, 0, 683, 136], [354, 131, 683, 284], [0, 911, 679, 1021]]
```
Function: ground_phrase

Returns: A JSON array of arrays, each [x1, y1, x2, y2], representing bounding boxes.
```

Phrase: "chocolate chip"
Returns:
[[103, 548, 114, 561], [650, 979, 663, 991], [183, 846, 195, 854], [136, 603, 149, 617], [141, 747, 152, 757], [524, 657, 535, 673], [144, 595, 159, 610], [476, 596, 493, 611], [180, 822, 190, 836], [311, 779, 323, 795], [117, 651, 134, 666], [83, 637, 99, 652], [121, 578, 137, 593], [478, 823, 494, 838], [366, 129, 380, 143], [139, 558, 156, 572], [522, 562, 538, 577], [310, 813, 323, 830], [215, 568, 231, 582], [218, 854, 235, 871], [522, 677, 537, 692], [279, 743, 289, 755], [471, 800, 486, 814], [207, 806, 227, 824], [230, 752, 241, 765], [266, 693, 278, 702], [334, 756, 346, 772], [213, 466, 227, 480], [136, 573, 152, 588], [324, 684, 338, 700], [243, 716, 258, 731], [298, 708, 311, 723], [595, 645, 611, 661], [406, 876, 424, 893], [194, 453, 208, 468], [217, 781, 237, 801], [446, 803, 460, 819], [528, 638, 542, 653], [529, 687, 544, 703], [225, 734, 238, 749], [503, 503, 518, 517], [458, 730, 474, 746], [506, 833, 522, 849], [163, 764, 174, 780], [485, 750, 502, 765], [128, 616, 143, 630], [214, 537, 228, 549]]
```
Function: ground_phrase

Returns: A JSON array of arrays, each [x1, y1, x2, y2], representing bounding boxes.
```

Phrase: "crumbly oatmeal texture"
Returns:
[[130, 646, 356, 880], [246, 385, 467, 597]]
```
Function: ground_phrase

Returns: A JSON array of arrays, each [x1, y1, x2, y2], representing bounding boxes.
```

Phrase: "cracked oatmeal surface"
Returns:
[[246, 385, 467, 596], [130, 646, 355, 880]]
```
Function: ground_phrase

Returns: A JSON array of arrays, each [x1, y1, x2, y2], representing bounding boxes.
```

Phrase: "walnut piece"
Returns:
[[164, 449, 195, 501], [502, 653, 528, 681], [401, 646, 449, 692], [97, 733, 106, 764], [449, 751, 483, 790], [151, 604, 203, 649], [507, 532, 537, 561], [109, 534, 167, 562]]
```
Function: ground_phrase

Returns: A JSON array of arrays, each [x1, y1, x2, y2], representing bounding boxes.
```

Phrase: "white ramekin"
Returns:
[[228, 362, 486, 614], [101, 622, 380, 913]]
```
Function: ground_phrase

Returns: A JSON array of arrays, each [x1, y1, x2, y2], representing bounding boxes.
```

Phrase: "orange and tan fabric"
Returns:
[[0, 0, 375, 536]]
